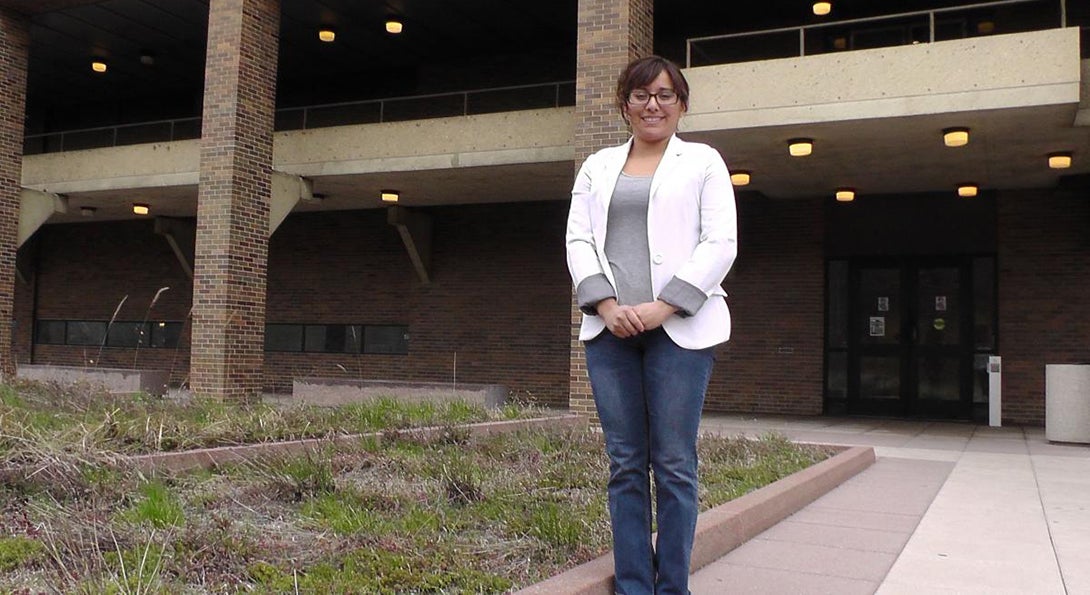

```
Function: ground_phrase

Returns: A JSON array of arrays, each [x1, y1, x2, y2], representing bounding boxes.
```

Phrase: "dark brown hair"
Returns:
[[615, 55, 690, 116]]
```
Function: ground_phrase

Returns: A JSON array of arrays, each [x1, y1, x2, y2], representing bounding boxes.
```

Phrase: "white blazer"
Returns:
[[566, 135, 738, 350]]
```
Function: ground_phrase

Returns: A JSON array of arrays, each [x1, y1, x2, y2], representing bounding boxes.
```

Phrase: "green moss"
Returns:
[[0, 535, 46, 572]]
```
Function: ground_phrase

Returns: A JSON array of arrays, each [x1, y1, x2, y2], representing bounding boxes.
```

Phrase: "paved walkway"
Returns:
[[692, 415, 1090, 595]]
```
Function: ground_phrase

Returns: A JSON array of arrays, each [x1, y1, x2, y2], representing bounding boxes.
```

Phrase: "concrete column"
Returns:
[[570, 0, 653, 416], [0, 9, 29, 380], [191, 0, 280, 399]]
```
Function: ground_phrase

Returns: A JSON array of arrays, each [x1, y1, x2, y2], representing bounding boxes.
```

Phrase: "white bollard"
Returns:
[[988, 356, 1002, 427]]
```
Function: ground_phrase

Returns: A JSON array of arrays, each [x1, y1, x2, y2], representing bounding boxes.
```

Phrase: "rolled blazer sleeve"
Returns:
[[671, 147, 738, 297]]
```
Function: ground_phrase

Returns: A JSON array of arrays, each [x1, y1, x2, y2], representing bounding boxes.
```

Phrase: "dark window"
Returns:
[[304, 324, 363, 353], [265, 324, 304, 352], [34, 320, 182, 348], [107, 322, 150, 348], [364, 325, 409, 355], [66, 321, 107, 346], [151, 322, 183, 348], [36, 320, 66, 344]]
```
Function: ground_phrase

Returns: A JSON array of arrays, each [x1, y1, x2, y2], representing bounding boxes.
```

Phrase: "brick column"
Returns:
[[191, 0, 279, 399], [0, 10, 28, 380], [570, 0, 653, 416]]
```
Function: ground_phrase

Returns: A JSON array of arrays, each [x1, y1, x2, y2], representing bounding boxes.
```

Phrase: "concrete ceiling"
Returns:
[[686, 103, 1090, 199], [46, 96, 1090, 225]]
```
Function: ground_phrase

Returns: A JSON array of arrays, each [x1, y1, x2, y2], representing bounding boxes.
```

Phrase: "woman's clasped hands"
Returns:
[[596, 298, 678, 338]]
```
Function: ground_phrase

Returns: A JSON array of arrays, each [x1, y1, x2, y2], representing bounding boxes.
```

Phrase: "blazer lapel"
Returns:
[[597, 138, 632, 216], [649, 135, 685, 202]]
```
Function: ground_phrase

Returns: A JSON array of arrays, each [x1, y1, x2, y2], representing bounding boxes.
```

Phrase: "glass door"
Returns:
[[912, 263, 971, 418], [843, 258, 974, 418], [850, 263, 907, 415]]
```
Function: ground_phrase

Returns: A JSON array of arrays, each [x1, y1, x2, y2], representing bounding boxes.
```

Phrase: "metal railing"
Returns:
[[687, 0, 1069, 67], [24, 80, 576, 155]]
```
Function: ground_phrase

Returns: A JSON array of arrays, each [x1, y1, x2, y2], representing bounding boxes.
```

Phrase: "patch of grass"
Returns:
[[1, 379, 832, 592], [0, 380, 545, 457], [0, 536, 46, 572], [120, 481, 185, 529]]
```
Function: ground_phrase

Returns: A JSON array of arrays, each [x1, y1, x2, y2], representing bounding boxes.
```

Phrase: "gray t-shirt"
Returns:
[[604, 172, 654, 306]]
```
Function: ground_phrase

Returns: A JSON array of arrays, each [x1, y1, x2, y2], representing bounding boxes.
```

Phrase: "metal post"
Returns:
[[799, 28, 806, 56], [988, 356, 1002, 427], [929, 11, 935, 43]]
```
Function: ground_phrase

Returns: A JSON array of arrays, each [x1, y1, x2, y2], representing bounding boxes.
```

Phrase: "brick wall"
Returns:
[[997, 188, 1090, 425], [264, 205, 572, 404], [0, 9, 28, 379], [571, 0, 653, 416], [22, 203, 574, 406], [706, 195, 825, 415], [23, 221, 194, 381], [191, 0, 280, 399]]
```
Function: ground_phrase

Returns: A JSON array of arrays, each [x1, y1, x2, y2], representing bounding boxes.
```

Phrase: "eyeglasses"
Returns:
[[627, 89, 680, 106]]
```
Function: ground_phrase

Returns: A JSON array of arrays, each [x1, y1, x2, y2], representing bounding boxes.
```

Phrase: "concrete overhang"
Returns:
[[23, 107, 575, 223], [681, 28, 1088, 198], [684, 28, 1082, 130]]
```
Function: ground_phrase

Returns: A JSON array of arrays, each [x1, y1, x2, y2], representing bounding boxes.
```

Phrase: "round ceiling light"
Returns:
[[943, 127, 970, 147], [957, 184, 979, 198], [788, 138, 813, 157]]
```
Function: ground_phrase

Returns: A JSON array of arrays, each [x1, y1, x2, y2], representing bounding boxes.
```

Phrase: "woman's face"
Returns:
[[624, 70, 685, 145]]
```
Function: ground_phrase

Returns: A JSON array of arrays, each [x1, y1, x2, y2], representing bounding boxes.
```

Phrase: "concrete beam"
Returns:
[[17, 188, 66, 247], [387, 206, 433, 285], [270, 171, 311, 235], [154, 216, 196, 280]]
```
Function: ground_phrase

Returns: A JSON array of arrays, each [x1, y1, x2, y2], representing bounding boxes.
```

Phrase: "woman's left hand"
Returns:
[[634, 300, 678, 331]]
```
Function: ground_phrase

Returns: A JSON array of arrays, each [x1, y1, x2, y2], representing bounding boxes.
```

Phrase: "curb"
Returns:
[[126, 414, 586, 473], [515, 445, 876, 595]]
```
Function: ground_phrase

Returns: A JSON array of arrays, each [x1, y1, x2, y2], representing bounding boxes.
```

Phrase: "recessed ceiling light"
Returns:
[[813, 2, 832, 16], [835, 188, 855, 202], [132, 203, 150, 215], [788, 138, 813, 157], [1048, 152, 1072, 169], [318, 28, 336, 42], [385, 18, 403, 34], [139, 51, 155, 66], [957, 184, 978, 198], [91, 60, 107, 73], [730, 171, 751, 186], [381, 190, 400, 203], [943, 127, 970, 147]]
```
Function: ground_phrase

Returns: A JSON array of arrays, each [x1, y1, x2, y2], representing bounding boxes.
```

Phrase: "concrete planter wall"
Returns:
[[17, 364, 170, 396], [293, 377, 507, 408], [1045, 364, 1090, 444]]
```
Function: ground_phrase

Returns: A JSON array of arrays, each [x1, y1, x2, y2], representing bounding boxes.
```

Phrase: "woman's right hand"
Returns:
[[596, 298, 645, 338]]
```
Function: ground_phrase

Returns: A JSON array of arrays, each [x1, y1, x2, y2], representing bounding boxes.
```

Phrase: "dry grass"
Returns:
[[0, 381, 835, 593]]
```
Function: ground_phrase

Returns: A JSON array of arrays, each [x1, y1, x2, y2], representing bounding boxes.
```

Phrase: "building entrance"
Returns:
[[826, 257, 997, 421]]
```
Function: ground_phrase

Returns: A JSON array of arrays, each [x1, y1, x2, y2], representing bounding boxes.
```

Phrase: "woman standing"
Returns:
[[565, 55, 738, 595]]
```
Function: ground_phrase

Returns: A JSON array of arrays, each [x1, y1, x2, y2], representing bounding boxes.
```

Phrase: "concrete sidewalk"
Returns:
[[693, 415, 1090, 595]]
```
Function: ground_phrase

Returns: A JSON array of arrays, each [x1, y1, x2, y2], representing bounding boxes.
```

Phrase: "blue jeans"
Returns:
[[584, 327, 715, 595]]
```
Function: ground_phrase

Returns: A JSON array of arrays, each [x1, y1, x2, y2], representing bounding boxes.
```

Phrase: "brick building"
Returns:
[[1, 0, 1087, 424]]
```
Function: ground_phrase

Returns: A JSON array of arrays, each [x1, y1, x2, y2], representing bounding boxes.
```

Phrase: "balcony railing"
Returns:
[[23, 80, 576, 155], [687, 0, 1072, 67]]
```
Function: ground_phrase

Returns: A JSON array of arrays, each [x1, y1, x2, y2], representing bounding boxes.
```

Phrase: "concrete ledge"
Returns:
[[127, 414, 584, 473], [16, 364, 170, 396], [292, 376, 507, 408], [515, 445, 876, 595]]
